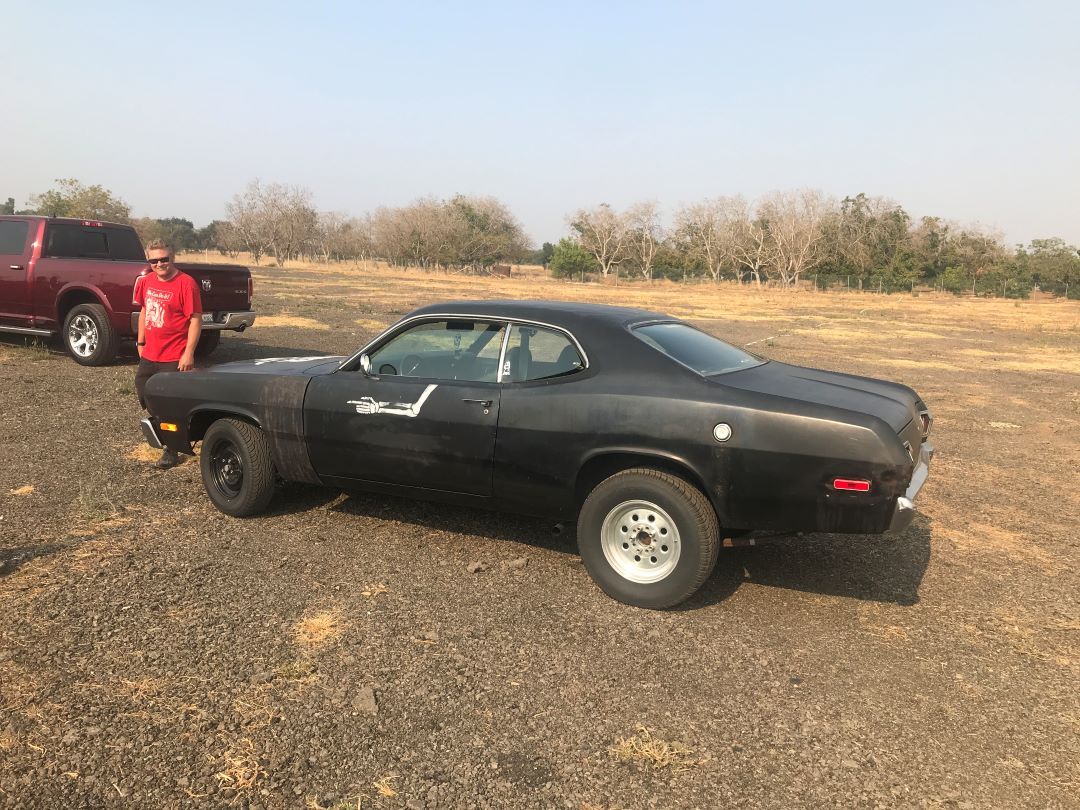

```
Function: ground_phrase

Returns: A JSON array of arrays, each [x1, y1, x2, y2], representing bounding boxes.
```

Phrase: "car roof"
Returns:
[[0, 215, 132, 228], [408, 299, 673, 332]]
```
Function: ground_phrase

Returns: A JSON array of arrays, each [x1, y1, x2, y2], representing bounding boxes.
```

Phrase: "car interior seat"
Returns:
[[505, 346, 532, 382]]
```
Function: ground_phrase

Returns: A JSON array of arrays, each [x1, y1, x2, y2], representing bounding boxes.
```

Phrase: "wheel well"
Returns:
[[189, 410, 260, 443], [574, 452, 711, 509], [57, 289, 107, 323]]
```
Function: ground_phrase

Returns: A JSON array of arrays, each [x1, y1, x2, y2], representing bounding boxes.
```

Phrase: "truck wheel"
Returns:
[[63, 303, 119, 366], [195, 330, 221, 358], [200, 418, 277, 517], [577, 468, 719, 609]]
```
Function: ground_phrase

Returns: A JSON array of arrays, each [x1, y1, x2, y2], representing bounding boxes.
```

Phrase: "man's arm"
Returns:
[[136, 309, 146, 358], [179, 316, 200, 371]]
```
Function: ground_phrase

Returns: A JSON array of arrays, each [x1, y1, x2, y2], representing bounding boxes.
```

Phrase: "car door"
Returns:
[[0, 219, 32, 326], [305, 318, 507, 496]]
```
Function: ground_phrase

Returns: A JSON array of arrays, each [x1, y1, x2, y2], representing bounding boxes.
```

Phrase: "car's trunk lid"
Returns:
[[714, 361, 916, 433]]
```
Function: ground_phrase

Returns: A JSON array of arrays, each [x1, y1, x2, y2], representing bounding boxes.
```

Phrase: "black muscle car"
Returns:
[[141, 300, 933, 608]]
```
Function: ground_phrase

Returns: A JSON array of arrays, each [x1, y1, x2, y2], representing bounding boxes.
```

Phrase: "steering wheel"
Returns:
[[379, 363, 398, 375], [400, 354, 424, 376]]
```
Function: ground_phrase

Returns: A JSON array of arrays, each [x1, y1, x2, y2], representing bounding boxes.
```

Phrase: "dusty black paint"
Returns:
[[143, 301, 933, 534]]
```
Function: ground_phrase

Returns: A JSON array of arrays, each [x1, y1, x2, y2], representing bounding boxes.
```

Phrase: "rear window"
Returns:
[[0, 221, 29, 255], [632, 322, 764, 376], [43, 223, 145, 260], [104, 227, 146, 261]]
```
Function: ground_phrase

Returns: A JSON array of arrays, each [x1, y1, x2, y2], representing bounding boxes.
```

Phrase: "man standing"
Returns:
[[134, 239, 202, 469]]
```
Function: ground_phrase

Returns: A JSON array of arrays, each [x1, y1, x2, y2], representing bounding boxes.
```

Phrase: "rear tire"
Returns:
[[200, 418, 277, 517], [63, 303, 118, 366], [577, 468, 719, 609], [194, 330, 221, 358]]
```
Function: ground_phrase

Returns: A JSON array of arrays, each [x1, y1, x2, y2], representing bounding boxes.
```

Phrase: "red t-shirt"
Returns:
[[134, 271, 203, 362]]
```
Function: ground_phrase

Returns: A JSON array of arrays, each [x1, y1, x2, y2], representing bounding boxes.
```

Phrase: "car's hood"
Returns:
[[206, 356, 345, 376], [714, 361, 917, 432]]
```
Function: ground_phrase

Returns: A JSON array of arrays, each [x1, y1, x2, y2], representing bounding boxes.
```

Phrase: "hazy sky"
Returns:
[[3, 1, 1078, 245]]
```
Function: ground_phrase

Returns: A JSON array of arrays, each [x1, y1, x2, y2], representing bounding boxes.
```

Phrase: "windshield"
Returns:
[[632, 322, 764, 376]]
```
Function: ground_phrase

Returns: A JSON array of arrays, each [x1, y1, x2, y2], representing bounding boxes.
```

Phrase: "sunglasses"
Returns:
[[148, 257, 171, 265]]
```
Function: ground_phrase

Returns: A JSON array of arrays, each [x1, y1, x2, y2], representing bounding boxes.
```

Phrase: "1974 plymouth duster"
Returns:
[[141, 300, 933, 608]]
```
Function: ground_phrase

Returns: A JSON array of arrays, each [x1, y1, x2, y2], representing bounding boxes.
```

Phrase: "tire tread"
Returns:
[[578, 467, 720, 609], [201, 418, 276, 517]]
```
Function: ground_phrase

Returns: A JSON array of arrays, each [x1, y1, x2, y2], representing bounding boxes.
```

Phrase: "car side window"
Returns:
[[368, 319, 506, 382], [43, 224, 108, 259], [0, 221, 29, 255], [503, 324, 584, 382]]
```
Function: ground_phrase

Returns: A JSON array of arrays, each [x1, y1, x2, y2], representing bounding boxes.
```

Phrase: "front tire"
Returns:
[[577, 469, 719, 609], [63, 303, 119, 366], [200, 418, 277, 517]]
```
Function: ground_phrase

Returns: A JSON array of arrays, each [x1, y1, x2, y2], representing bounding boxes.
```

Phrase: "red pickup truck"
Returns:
[[0, 215, 255, 365]]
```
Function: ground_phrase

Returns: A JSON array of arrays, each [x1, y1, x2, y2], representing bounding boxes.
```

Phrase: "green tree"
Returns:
[[28, 178, 131, 222], [1, 197, 13, 215], [1018, 238, 1080, 298], [549, 238, 598, 279]]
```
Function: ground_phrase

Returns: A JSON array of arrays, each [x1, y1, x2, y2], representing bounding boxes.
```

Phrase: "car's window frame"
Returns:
[[628, 319, 766, 377], [339, 313, 590, 385], [366, 318, 508, 383]]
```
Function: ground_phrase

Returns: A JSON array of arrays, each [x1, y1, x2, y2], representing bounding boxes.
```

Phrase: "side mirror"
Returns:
[[360, 354, 377, 378]]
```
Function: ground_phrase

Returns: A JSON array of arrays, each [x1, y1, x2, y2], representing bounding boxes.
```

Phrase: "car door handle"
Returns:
[[9, 265, 23, 271], [462, 398, 492, 408]]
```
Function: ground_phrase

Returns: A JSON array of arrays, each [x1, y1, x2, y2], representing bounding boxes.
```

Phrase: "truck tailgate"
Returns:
[[176, 263, 251, 313]]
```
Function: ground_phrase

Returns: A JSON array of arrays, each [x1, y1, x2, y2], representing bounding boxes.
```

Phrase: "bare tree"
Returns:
[[758, 190, 832, 286], [673, 199, 733, 281], [624, 201, 662, 280], [726, 198, 776, 285], [225, 180, 267, 264], [570, 204, 626, 277]]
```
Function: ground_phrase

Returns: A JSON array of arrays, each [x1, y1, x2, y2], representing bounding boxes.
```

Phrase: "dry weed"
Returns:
[[73, 484, 118, 523], [609, 727, 699, 772], [119, 677, 167, 700], [372, 773, 398, 797], [293, 609, 348, 648], [360, 582, 389, 598], [0, 728, 18, 751], [276, 657, 319, 682], [214, 737, 266, 800], [233, 697, 276, 729], [9, 485, 33, 496], [257, 314, 330, 330]]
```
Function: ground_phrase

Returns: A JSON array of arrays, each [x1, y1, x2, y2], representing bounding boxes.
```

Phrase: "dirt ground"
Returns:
[[1, 261, 1078, 809]]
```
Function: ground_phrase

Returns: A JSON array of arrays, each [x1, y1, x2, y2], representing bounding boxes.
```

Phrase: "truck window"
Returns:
[[44, 224, 109, 259], [105, 227, 146, 261], [0, 221, 29, 255]]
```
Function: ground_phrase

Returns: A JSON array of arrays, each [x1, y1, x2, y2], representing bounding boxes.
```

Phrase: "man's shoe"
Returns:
[[155, 449, 180, 469]]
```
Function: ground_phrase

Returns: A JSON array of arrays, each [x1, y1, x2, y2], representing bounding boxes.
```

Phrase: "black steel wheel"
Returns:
[[200, 418, 276, 517]]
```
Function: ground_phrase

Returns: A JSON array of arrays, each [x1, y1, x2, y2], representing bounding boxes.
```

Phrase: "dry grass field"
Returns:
[[0, 256, 1077, 808]]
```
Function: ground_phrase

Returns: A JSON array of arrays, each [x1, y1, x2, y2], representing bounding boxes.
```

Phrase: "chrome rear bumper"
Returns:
[[888, 442, 934, 532], [130, 310, 255, 334]]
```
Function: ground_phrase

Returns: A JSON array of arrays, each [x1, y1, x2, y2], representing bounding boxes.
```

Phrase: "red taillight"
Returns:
[[919, 410, 933, 438], [247, 277, 254, 303], [833, 478, 871, 492], [80, 220, 103, 227]]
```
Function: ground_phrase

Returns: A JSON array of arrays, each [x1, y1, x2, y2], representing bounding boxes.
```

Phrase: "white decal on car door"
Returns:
[[347, 384, 438, 418]]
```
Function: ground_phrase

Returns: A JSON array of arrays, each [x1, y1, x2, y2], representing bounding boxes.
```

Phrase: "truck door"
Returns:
[[0, 219, 32, 326]]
